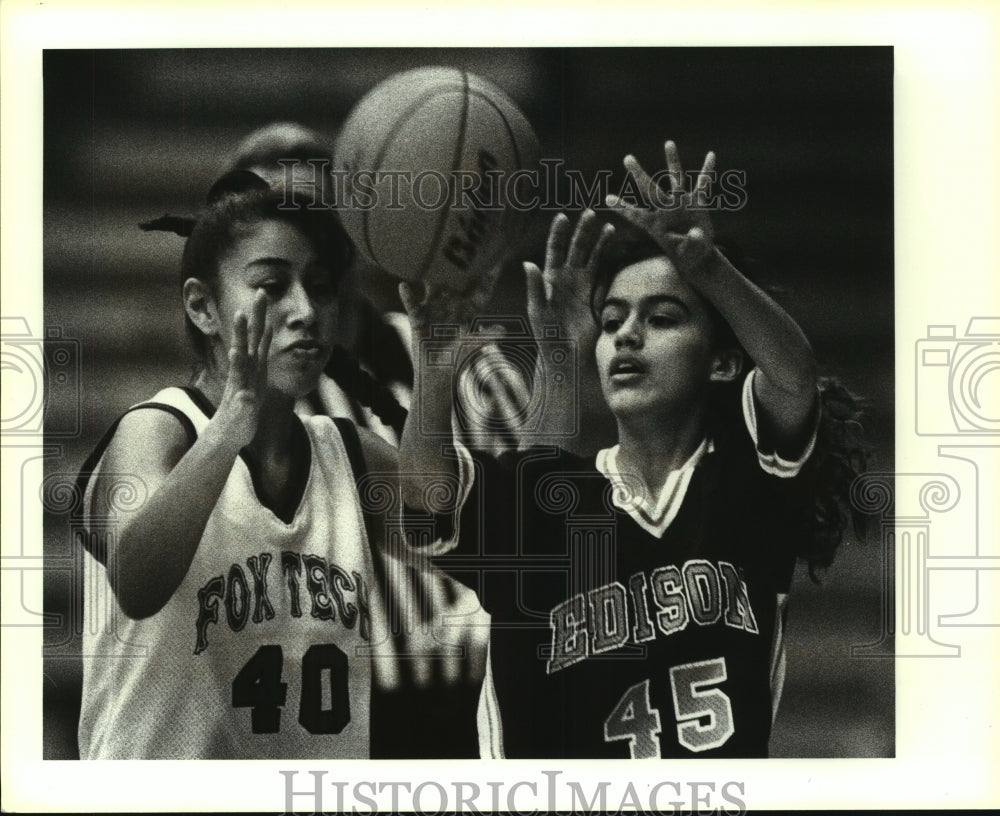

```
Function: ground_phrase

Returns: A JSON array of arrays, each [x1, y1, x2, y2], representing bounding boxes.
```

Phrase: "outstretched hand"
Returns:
[[399, 266, 536, 453], [398, 262, 502, 338], [524, 209, 614, 347], [214, 289, 273, 452], [606, 140, 718, 278]]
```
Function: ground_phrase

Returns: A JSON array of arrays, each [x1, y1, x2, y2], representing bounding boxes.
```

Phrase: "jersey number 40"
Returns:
[[603, 657, 734, 757], [232, 644, 350, 735]]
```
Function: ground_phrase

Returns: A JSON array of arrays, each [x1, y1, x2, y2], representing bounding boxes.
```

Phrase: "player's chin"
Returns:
[[269, 359, 327, 400], [604, 387, 660, 420]]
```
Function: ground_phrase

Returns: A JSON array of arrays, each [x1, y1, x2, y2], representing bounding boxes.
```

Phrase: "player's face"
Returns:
[[595, 256, 719, 421], [214, 219, 338, 398]]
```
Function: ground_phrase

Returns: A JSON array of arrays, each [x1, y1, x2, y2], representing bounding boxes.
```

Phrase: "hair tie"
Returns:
[[138, 215, 196, 237], [138, 170, 272, 238]]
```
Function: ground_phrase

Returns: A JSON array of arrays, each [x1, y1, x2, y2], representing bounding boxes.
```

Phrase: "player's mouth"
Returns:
[[284, 338, 327, 360], [608, 355, 646, 383]]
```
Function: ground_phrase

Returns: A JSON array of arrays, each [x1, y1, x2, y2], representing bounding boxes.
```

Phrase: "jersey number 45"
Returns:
[[603, 657, 734, 757]]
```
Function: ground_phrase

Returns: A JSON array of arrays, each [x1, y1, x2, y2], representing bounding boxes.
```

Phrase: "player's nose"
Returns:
[[284, 279, 317, 327], [614, 314, 642, 349]]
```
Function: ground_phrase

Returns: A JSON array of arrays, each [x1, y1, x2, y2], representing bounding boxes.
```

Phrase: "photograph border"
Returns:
[[3, 0, 999, 812]]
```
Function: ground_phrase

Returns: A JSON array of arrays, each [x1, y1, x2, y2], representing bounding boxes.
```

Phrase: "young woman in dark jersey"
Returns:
[[399, 141, 862, 758]]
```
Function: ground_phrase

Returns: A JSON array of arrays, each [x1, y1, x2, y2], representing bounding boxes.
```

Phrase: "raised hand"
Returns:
[[606, 140, 717, 278], [399, 261, 502, 338], [213, 289, 273, 452], [398, 264, 511, 510], [524, 209, 614, 347]]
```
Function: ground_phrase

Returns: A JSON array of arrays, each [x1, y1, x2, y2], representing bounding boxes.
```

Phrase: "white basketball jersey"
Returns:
[[78, 388, 376, 759]]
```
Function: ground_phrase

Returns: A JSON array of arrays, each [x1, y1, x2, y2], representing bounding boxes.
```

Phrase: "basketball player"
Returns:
[[399, 141, 864, 757], [77, 173, 487, 759], [223, 120, 532, 451], [223, 121, 413, 444]]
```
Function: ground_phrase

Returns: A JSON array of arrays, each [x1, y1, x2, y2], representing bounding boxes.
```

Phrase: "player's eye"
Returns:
[[648, 312, 679, 328], [600, 309, 625, 333], [256, 279, 286, 298], [305, 270, 337, 300], [257, 280, 285, 296]]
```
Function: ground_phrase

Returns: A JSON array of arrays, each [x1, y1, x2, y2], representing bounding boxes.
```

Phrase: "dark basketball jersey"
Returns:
[[434, 370, 815, 758]]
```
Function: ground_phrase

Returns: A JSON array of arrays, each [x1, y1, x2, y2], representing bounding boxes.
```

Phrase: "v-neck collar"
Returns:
[[595, 438, 714, 538], [180, 386, 313, 525]]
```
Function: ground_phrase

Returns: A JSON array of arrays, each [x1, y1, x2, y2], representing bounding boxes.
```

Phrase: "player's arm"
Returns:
[[93, 294, 272, 620], [358, 424, 400, 475], [608, 141, 817, 454], [397, 281, 478, 514], [93, 410, 242, 619], [685, 245, 817, 453], [523, 210, 616, 454]]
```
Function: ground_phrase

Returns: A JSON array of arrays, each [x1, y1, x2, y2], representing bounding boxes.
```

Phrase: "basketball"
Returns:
[[333, 67, 540, 291]]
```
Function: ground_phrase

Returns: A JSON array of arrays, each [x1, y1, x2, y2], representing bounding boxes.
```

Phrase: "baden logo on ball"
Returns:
[[334, 66, 540, 292]]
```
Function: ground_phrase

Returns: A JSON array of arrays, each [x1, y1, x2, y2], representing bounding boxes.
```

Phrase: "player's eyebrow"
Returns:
[[245, 257, 292, 269], [644, 295, 691, 313], [601, 295, 691, 314]]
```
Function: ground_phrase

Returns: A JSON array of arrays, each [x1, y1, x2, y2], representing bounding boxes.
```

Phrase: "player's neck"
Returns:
[[247, 395, 299, 457], [614, 411, 706, 496]]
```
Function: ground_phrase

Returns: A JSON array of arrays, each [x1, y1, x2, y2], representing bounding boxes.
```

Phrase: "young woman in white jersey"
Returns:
[[400, 142, 865, 757], [77, 172, 487, 759]]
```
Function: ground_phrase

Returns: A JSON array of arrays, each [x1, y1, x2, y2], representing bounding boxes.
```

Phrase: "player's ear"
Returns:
[[709, 347, 743, 383], [183, 278, 221, 338]]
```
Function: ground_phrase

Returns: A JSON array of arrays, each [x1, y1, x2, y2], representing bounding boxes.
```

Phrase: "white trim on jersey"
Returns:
[[450, 368, 820, 547], [769, 592, 790, 722], [741, 367, 820, 478], [590, 367, 821, 540], [476, 641, 505, 759], [595, 439, 713, 539]]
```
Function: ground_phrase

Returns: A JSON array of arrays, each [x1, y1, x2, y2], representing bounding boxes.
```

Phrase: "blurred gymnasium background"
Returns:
[[41, 47, 894, 758]]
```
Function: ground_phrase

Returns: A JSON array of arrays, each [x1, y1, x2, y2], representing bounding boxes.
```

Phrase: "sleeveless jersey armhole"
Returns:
[[331, 417, 380, 553], [74, 402, 197, 566]]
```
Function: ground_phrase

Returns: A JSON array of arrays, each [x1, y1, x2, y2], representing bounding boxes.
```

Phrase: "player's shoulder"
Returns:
[[97, 389, 199, 478], [306, 414, 398, 473]]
